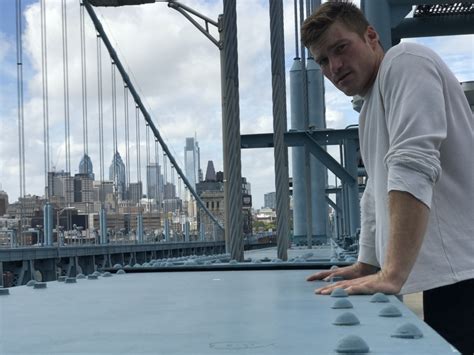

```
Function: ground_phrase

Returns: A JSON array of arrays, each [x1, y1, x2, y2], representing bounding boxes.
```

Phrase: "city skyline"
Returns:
[[0, 1, 472, 209]]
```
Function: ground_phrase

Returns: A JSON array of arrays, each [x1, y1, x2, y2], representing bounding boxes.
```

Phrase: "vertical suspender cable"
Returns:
[[111, 62, 118, 201], [61, 0, 71, 175], [163, 152, 167, 215], [16, 0, 26, 244], [294, 0, 299, 58], [41, 0, 50, 198], [80, 1, 89, 157], [135, 106, 142, 208], [154, 139, 160, 209], [146, 125, 151, 206], [124, 84, 131, 236], [97, 35, 105, 201]]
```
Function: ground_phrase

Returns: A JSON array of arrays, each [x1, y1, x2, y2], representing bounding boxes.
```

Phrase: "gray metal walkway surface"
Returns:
[[0, 270, 457, 354]]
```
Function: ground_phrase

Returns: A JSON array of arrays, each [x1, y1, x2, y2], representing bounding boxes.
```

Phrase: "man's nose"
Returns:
[[329, 56, 343, 74]]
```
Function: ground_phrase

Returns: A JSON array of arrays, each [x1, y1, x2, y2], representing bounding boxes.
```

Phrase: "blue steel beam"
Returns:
[[240, 128, 359, 148], [241, 130, 357, 184]]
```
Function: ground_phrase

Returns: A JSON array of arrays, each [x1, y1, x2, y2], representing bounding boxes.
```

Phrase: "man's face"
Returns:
[[309, 21, 383, 97]]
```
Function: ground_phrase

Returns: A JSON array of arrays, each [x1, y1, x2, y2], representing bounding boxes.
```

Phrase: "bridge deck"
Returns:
[[0, 269, 456, 354]]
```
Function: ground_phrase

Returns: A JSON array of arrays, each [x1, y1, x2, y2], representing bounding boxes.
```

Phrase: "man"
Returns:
[[301, 1, 474, 354]]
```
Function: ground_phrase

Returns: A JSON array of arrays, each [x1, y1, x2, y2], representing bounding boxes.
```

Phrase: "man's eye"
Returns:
[[336, 44, 346, 53], [318, 58, 328, 66]]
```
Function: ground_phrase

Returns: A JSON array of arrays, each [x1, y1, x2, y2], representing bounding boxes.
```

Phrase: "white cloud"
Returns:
[[0, 0, 473, 210]]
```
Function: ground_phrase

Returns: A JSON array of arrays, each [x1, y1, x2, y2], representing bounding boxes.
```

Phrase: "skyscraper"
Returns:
[[205, 160, 216, 182], [184, 137, 200, 190], [78, 154, 94, 180], [109, 151, 126, 200], [146, 163, 161, 204]]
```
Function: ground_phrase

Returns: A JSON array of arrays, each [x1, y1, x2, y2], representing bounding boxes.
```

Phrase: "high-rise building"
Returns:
[[48, 171, 74, 204], [109, 151, 126, 200], [184, 137, 201, 190], [129, 182, 143, 204], [205, 160, 216, 182], [146, 163, 161, 201], [79, 154, 94, 179], [0, 190, 8, 216], [163, 182, 176, 200], [74, 174, 94, 203], [264, 192, 276, 209]]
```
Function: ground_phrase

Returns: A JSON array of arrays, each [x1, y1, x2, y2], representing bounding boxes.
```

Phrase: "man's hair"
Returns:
[[301, 1, 369, 48]]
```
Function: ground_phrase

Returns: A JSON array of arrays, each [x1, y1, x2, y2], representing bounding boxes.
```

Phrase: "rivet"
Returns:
[[0, 288, 10, 295], [87, 275, 98, 280], [113, 264, 122, 269], [34, 282, 47, 289], [133, 263, 141, 268], [58, 276, 67, 282], [331, 288, 348, 298], [76, 274, 86, 279], [65, 277, 77, 284], [116, 269, 126, 275], [330, 265, 339, 270], [333, 312, 360, 326], [26, 280, 37, 287], [370, 292, 389, 303], [379, 305, 402, 317], [335, 335, 369, 353], [332, 299, 353, 309], [391, 323, 423, 339], [102, 272, 112, 277], [92, 271, 101, 277], [229, 260, 238, 265]]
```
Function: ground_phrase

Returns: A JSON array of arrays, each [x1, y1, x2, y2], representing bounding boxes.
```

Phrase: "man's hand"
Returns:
[[314, 269, 403, 295], [306, 261, 378, 282]]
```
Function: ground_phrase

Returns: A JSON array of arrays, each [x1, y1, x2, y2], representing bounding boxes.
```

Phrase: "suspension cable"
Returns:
[[61, 0, 71, 175], [135, 105, 142, 208], [294, 0, 299, 58], [97, 34, 105, 201], [41, 0, 50, 198], [146, 125, 151, 205], [16, 0, 26, 244], [111, 61, 118, 201], [154, 139, 160, 210], [80, 0, 88, 157], [124, 84, 130, 208]]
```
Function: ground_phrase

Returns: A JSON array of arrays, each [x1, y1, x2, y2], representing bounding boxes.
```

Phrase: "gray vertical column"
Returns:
[[290, 59, 306, 245], [269, 0, 290, 261], [363, 0, 391, 51], [99, 207, 107, 244], [164, 219, 169, 242], [306, 57, 328, 244], [136, 213, 143, 243], [184, 221, 190, 242], [43, 202, 53, 246], [200, 221, 205, 242], [220, 1, 243, 261], [344, 139, 360, 236]]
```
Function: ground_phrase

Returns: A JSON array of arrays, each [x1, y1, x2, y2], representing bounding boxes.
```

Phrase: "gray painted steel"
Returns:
[[221, 0, 244, 261], [269, 0, 290, 261], [0, 270, 458, 354], [307, 57, 328, 243], [290, 59, 307, 242]]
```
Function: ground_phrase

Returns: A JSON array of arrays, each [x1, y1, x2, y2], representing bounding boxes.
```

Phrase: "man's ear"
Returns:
[[365, 26, 379, 48]]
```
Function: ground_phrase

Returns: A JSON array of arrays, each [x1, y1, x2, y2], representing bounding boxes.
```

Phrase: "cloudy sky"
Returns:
[[0, 0, 472, 209]]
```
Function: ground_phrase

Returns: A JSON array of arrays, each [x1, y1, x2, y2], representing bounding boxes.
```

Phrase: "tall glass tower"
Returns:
[[109, 151, 126, 200], [184, 137, 201, 190], [79, 154, 94, 180]]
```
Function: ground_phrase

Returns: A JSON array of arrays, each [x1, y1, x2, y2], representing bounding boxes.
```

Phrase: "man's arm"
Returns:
[[315, 190, 429, 295]]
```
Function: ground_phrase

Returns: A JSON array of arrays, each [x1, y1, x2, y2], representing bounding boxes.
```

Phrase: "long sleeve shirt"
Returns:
[[358, 42, 474, 294]]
